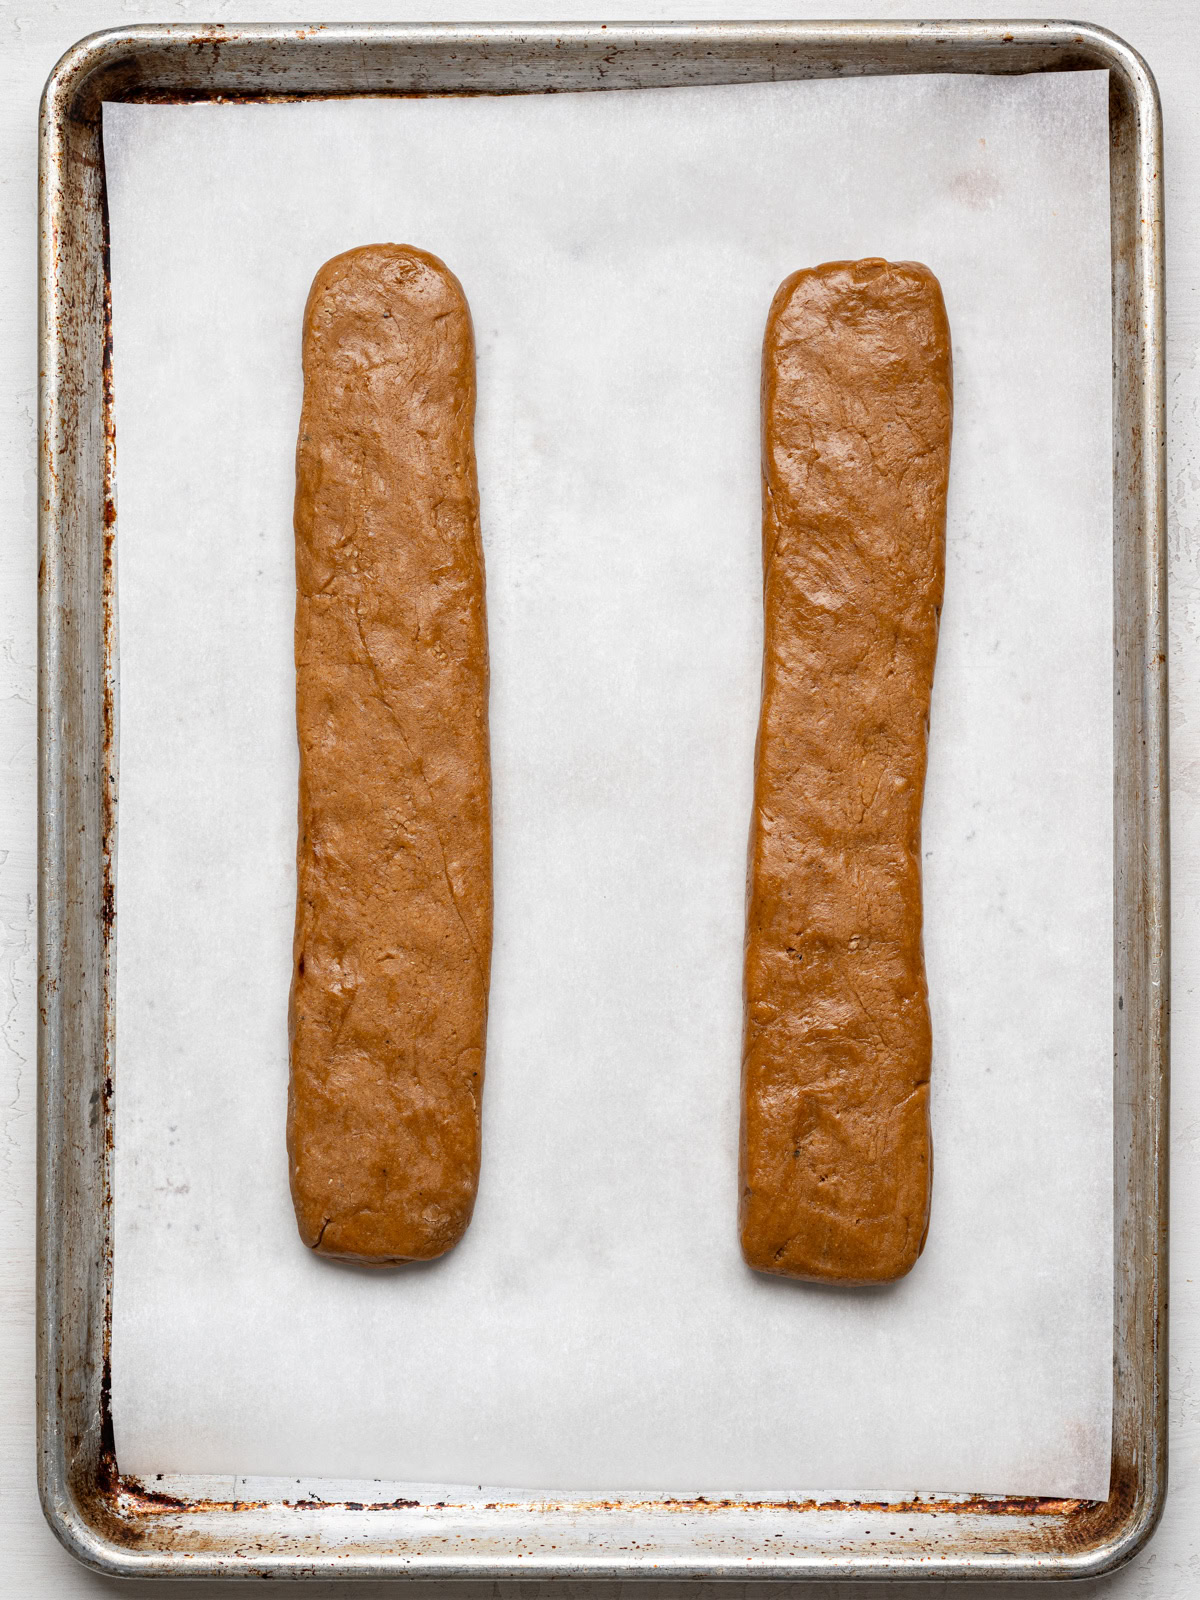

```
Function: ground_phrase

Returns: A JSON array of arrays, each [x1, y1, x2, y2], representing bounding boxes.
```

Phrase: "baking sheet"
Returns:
[[104, 70, 1113, 1501]]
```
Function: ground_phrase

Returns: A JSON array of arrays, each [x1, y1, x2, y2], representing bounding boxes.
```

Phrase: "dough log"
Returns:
[[289, 244, 492, 1264], [741, 258, 952, 1285]]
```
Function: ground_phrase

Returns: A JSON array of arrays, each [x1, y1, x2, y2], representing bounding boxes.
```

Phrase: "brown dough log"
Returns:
[[288, 244, 492, 1263], [741, 258, 952, 1285]]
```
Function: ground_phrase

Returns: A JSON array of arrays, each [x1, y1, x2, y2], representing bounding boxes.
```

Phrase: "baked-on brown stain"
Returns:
[[742, 259, 952, 1285], [288, 245, 492, 1263]]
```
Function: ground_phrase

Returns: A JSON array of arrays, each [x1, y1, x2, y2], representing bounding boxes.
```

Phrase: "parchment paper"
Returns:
[[105, 70, 1113, 1500]]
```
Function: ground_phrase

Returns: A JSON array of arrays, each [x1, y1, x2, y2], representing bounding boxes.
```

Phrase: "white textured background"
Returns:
[[1, 1, 1197, 1595]]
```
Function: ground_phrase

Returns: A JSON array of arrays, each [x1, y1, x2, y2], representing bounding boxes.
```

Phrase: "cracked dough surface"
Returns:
[[288, 244, 492, 1264], [741, 258, 952, 1285]]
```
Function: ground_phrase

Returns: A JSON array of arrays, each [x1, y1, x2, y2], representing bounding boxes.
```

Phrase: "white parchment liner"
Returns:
[[104, 71, 1113, 1499]]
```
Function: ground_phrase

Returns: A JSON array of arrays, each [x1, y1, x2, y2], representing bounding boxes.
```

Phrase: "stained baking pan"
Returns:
[[37, 19, 1167, 1581]]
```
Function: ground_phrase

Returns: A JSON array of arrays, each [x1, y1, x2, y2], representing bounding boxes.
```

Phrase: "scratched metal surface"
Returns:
[[36, 19, 1168, 1582]]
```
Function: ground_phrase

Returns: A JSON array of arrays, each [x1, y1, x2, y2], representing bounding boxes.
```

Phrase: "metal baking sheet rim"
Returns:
[[35, 18, 1168, 1582]]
